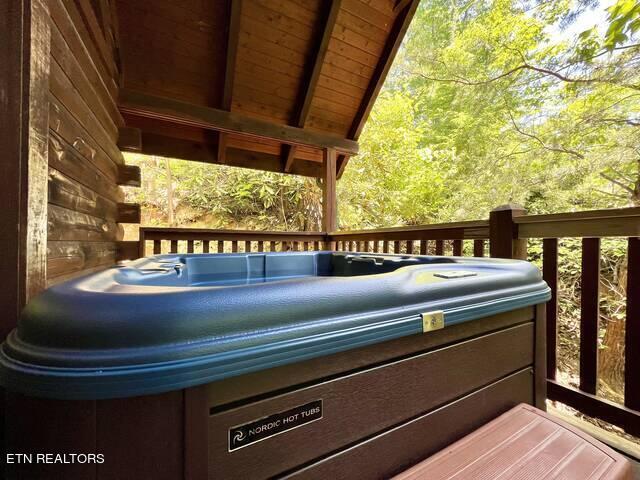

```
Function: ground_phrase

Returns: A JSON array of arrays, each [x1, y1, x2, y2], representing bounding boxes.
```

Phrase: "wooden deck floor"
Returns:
[[548, 405, 640, 478]]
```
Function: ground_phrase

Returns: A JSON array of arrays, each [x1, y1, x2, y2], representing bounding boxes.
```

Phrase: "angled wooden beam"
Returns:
[[283, 145, 297, 172], [219, 0, 242, 164], [348, 0, 419, 140], [284, 0, 342, 173], [119, 89, 359, 155], [394, 0, 412, 13], [337, 0, 419, 174], [337, 154, 349, 178]]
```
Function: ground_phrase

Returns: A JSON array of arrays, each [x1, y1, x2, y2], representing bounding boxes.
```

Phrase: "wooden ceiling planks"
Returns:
[[116, 0, 229, 106], [115, 0, 418, 177]]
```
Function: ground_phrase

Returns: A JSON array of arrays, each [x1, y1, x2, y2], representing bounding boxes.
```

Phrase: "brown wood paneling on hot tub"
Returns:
[[208, 323, 534, 479]]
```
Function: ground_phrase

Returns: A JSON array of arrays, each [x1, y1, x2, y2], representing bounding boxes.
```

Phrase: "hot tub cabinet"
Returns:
[[1, 252, 549, 479]]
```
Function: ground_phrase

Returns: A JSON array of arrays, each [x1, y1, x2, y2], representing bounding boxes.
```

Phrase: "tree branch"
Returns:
[[507, 110, 585, 159], [599, 118, 640, 126], [408, 43, 640, 91], [600, 172, 635, 193], [592, 188, 630, 200]]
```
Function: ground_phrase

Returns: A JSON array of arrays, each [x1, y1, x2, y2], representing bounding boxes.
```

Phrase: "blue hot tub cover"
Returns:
[[0, 252, 550, 399]]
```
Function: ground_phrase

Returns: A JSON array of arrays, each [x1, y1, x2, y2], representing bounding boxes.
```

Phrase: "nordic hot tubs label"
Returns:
[[229, 400, 323, 451]]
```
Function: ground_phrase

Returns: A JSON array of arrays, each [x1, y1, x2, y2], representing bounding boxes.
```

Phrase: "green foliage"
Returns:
[[125, 155, 321, 231], [604, 0, 640, 49], [337, 0, 639, 228]]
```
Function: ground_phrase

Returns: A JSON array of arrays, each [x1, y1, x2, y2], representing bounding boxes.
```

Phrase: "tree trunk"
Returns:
[[633, 156, 639, 206], [165, 158, 174, 226], [598, 257, 628, 402]]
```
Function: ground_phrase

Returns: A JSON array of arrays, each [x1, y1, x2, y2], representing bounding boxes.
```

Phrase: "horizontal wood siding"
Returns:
[[47, 0, 129, 285]]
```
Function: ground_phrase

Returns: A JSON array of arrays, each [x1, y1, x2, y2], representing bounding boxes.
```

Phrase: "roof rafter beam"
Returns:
[[284, 0, 342, 173], [138, 132, 323, 178], [393, 0, 413, 13], [119, 89, 359, 155], [219, 0, 243, 164]]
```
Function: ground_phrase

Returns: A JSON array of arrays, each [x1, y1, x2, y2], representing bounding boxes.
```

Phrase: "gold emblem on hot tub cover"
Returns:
[[421, 311, 444, 333]]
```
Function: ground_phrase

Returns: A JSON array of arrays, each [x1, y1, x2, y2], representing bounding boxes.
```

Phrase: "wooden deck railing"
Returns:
[[137, 227, 326, 258], [131, 205, 640, 437], [329, 220, 489, 256], [515, 207, 640, 437]]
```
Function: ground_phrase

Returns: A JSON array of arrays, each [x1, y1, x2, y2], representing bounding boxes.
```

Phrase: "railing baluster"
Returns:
[[170, 240, 178, 254], [304, 242, 309, 251], [153, 240, 161, 255], [580, 238, 600, 395], [373, 241, 379, 253], [543, 238, 559, 381], [217, 240, 224, 253], [406, 240, 413, 254], [473, 239, 484, 257], [293, 241, 299, 251], [257, 240, 264, 252], [270, 241, 276, 251], [187, 240, 194, 253], [394, 241, 400, 254], [383, 240, 389, 253], [453, 239, 462, 256], [435, 240, 444, 255], [626, 237, 640, 410], [202, 241, 209, 253], [245, 240, 251, 252], [231, 241, 238, 253], [420, 240, 427, 255]]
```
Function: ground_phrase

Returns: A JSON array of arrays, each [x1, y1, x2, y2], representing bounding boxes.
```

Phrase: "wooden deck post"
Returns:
[[0, 0, 50, 339], [1, 1, 50, 477], [322, 148, 337, 248], [489, 205, 527, 260]]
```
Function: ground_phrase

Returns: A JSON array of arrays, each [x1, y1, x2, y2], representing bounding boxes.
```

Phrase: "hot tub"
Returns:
[[0, 252, 550, 479]]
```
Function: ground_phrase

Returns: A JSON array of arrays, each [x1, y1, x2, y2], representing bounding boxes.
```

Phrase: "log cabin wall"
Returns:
[[47, 0, 139, 286]]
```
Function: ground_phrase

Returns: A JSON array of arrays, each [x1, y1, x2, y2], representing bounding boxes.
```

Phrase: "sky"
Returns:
[[552, 0, 616, 40]]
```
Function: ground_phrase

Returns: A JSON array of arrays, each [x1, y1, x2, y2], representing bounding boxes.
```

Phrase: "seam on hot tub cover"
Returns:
[[0, 252, 551, 399]]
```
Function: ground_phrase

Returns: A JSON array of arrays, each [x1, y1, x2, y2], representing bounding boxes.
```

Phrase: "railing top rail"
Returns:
[[140, 227, 326, 236], [515, 207, 640, 224], [329, 220, 489, 241], [515, 207, 640, 239], [139, 227, 326, 242], [138, 206, 640, 245]]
